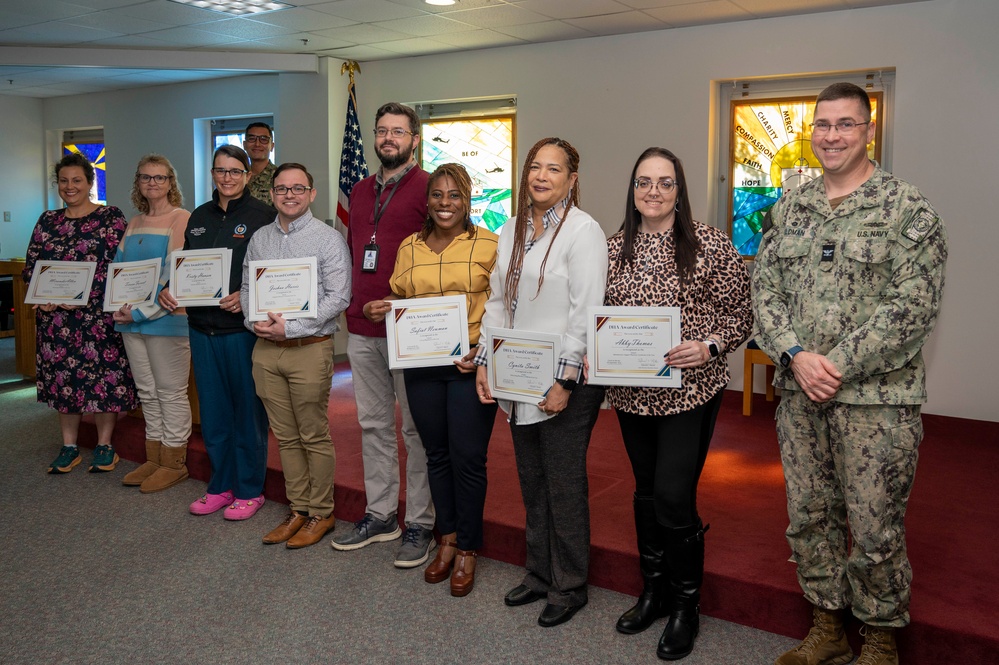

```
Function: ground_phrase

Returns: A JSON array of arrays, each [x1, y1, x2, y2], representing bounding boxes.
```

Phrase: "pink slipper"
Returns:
[[190, 491, 234, 516], [223, 495, 265, 521]]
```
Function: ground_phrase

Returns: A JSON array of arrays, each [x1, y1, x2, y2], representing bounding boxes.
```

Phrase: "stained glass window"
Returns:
[[729, 94, 881, 257], [62, 142, 106, 204], [421, 116, 515, 233]]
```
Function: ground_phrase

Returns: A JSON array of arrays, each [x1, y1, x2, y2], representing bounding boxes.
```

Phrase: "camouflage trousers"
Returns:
[[776, 390, 922, 627]]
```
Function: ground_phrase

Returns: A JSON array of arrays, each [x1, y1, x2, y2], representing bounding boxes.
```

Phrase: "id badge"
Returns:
[[362, 243, 379, 272]]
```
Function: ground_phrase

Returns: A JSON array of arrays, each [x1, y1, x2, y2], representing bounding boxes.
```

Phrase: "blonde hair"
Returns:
[[131, 154, 183, 213]]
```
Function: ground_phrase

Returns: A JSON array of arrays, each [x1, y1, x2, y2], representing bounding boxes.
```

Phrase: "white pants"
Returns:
[[122, 332, 192, 447]]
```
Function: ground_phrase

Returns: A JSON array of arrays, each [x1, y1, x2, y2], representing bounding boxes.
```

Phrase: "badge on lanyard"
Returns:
[[362, 243, 379, 272]]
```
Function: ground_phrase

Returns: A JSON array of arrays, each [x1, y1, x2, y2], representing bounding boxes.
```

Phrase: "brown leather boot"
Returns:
[[450, 549, 477, 597], [140, 444, 189, 494], [424, 535, 457, 584], [856, 625, 898, 665], [122, 440, 160, 486], [775, 605, 853, 665]]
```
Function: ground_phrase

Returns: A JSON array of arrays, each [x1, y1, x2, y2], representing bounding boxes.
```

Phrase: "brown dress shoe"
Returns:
[[450, 549, 477, 597], [424, 538, 457, 584], [286, 513, 336, 549], [263, 511, 308, 544]]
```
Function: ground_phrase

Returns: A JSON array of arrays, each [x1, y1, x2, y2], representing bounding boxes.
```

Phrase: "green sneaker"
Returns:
[[48, 446, 81, 474], [89, 445, 120, 473]]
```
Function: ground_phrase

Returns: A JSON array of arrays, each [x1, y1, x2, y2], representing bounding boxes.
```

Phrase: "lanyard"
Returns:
[[370, 177, 405, 244]]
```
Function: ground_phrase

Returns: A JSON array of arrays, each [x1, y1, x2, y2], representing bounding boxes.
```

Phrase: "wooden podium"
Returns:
[[0, 259, 35, 379]]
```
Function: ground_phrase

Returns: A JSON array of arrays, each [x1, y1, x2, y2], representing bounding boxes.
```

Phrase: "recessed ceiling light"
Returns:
[[168, 0, 292, 17], [425, 0, 457, 6]]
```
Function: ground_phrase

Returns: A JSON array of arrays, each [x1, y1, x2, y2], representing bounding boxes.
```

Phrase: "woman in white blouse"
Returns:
[[475, 137, 608, 628]]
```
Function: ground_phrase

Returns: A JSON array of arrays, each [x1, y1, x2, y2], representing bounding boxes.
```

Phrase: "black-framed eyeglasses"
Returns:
[[211, 168, 248, 178], [244, 135, 271, 144], [810, 120, 870, 134], [373, 128, 415, 138], [272, 185, 313, 196], [634, 178, 677, 193], [137, 174, 170, 184]]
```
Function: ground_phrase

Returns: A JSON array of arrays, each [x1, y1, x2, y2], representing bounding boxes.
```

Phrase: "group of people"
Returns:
[[23, 83, 945, 665]]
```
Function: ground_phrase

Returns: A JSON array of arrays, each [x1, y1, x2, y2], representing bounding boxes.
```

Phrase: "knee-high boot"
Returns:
[[657, 520, 708, 661], [617, 494, 670, 634]]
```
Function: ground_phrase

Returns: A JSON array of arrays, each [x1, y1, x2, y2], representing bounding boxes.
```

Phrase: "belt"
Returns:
[[268, 335, 331, 348]]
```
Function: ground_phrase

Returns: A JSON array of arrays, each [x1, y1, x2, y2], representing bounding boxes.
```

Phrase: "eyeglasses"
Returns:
[[272, 185, 313, 196], [634, 178, 677, 193], [373, 128, 415, 138], [244, 135, 271, 144], [211, 168, 248, 178], [137, 174, 169, 184], [810, 120, 870, 134]]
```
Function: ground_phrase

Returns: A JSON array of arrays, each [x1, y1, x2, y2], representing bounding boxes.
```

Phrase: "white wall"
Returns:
[[1, 0, 995, 420], [0, 96, 46, 257], [351, 0, 998, 422]]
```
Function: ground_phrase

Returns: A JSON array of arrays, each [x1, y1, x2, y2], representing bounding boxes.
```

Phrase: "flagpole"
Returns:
[[335, 60, 369, 230]]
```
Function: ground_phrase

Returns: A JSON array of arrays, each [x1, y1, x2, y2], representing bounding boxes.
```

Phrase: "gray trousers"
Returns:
[[347, 333, 434, 528], [510, 384, 605, 607]]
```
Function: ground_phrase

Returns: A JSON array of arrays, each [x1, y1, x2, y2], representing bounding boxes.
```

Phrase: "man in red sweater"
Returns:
[[331, 102, 437, 568]]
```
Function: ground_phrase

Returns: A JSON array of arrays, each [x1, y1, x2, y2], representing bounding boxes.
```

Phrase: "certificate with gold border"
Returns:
[[247, 257, 318, 322], [25, 260, 97, 306], [103, 258, 160, 311], [485, 327, 561, 404], [587, 306, 681, 388], [386, 295, 469, 369], [170, 248, 231, 307]]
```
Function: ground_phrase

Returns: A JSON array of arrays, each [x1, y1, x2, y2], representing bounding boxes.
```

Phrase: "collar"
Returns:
[[376, 160, 416, 187], [277, 209, 316, 234], [530, 194, 573, 235]]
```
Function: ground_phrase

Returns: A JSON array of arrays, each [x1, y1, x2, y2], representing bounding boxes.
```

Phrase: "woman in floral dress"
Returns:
[[23, 152, 138, 473]]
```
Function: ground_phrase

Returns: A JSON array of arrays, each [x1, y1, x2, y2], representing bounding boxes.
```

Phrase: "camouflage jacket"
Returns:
[[247, 161, 276, 207], [751, 165, 947, 405]]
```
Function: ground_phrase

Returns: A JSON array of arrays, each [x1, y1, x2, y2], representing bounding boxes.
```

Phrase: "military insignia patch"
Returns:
[[902, 212, 936, 242]]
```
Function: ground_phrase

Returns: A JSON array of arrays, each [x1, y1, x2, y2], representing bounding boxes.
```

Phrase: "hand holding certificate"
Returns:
[[169, 248, 231, 307], [485, 327, 561, 403], [586, 306, 682, 388], [247, 257, 318, 322], [103, 259, 160, 311], [386, 295, 469, 369], [25, 260, 97, 307]]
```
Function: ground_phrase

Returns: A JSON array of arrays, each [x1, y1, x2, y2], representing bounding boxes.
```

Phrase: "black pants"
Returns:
[[404, 365, 496, 550], [616, 390, 724, 528]]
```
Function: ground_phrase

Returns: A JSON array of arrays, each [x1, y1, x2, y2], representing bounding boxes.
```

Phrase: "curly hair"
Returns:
[[503, 137, 580, 319], [420, 163, 474, 241], [131, 154, 184, 214], [53, 152, 95, 186]]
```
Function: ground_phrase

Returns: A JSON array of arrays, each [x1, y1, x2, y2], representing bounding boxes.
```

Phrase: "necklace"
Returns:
[[638, 230, 670, 272]]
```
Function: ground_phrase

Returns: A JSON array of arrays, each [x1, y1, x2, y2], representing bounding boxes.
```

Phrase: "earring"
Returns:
[[675, 202, 680, 212]]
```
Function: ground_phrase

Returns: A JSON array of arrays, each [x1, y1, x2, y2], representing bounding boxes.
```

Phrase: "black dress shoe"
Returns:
[[538, 601, 586, 628], [504, 584, 545, 607]]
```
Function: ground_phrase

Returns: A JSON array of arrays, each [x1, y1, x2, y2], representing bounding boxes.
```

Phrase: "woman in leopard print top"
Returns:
[[605, 147, 751, 660]]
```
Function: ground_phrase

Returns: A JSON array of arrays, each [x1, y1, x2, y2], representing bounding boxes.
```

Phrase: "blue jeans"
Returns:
[[189, 328, 269, 500]]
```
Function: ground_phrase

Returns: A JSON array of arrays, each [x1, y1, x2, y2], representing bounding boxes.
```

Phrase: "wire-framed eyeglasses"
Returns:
[[634, 178, 677, 194]]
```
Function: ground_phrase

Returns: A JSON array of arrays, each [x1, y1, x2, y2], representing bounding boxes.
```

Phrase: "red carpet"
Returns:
[[84, 361, 999, 664]]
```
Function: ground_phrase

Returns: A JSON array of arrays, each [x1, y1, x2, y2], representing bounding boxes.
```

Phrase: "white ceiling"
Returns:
[[0, 0, 925, 98]]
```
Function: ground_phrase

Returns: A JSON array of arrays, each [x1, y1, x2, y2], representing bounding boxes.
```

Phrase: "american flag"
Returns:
[[335, 81, 368, 227]]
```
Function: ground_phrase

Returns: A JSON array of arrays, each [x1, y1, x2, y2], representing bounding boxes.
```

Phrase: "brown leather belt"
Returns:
[[268, 335, 331, 348]]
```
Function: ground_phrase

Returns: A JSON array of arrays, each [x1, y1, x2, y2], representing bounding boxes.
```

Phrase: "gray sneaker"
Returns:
[[330, 513, 402, 551], [394, 523, 437, 569]]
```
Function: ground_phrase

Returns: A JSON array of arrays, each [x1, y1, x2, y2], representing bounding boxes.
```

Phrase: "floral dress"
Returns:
[[22, 206, 138, 414]]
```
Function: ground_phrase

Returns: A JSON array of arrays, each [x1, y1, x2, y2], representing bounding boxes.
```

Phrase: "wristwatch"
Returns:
[[704, 339, 720, 358], [780, 345, 804, 368], [555, 378, 577, 392]]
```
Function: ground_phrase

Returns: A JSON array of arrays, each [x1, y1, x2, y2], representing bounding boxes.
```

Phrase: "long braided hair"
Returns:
[[619, 147, 700, 290], [503, 137, 580, 320], [419, 162, 475, 241]]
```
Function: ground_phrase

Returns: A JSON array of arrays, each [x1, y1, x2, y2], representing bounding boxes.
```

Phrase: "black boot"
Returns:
[[616, 495, 669, 634], [657, 521, 708, 661]]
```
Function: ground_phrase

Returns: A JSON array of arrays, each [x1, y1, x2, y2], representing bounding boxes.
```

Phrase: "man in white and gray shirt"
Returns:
[[240, 162, 351, 549]]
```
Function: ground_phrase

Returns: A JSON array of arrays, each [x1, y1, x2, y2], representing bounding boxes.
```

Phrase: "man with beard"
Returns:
[[331, 102, 436, 569], [244, 122, 277, 206]]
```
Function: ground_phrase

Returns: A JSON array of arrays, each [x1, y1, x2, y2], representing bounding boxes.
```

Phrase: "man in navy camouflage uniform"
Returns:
[[752, 82, 947, 665]]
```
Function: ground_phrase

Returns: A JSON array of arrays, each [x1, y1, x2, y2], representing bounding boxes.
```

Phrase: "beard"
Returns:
[[377, 141, 414, 170]]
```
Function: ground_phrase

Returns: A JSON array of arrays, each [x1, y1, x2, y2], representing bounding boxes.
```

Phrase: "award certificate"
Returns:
[[25, 260, 97, 306], [170, 248, 231, 307], [247, 257, 318, 322], [587, 306, 682, 388], [103, 258, 161, 311], [485, 327, 561, 404], [386, 295, 469, 369]]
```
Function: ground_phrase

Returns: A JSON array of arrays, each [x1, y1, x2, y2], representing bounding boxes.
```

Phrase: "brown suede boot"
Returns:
[[140, 444, 189, 493], [856, 625, 898, 665], [122, 440, 161, 486], [775, 606, 853, 665]]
